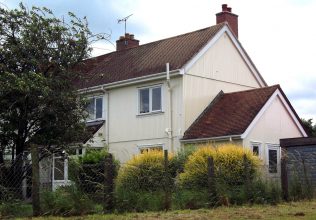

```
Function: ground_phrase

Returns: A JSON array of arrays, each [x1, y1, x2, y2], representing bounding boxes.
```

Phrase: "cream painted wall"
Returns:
[[186, 33, 261, 87], [183, 75, 259, 130], [243, 95, 304, 178], [105, 76, 183, 162], [183, 33, 262, 130]]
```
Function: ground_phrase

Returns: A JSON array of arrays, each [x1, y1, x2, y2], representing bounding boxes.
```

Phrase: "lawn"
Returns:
[[15, 200, 316, 220]]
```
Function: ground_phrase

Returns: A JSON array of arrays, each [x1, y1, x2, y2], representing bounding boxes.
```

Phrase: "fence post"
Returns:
[[207, 156, 216, 206], [281, 153, 289, 201], [30, 144, 41, 216], [103, 154, 114, 213], [163, 149, 171, 211], [243, 154, 251, 202]]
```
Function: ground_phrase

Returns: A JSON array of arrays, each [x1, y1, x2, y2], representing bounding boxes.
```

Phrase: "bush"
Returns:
[[69, 149, 119, 202], [116, 150, 174, 192], [178, 144, 260, 189], [0, 201, 32, 218], [41, 185, 96, 216], [115, 150, 175, 211]]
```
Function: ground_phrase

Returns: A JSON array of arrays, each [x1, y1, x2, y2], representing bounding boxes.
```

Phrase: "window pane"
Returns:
[[139, 88, 149, 113], [96, 98, 103, 119], [140, 146, 163, 154], [54, 158, 65, 180], [252, 146, 259, 156], [269, 149, 278, 173], [152, 87, 162, 111], [87, 98, 95, 120]]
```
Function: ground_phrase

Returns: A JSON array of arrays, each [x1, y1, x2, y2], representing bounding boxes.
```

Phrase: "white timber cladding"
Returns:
[[183, 32, 263, 130], [105, 76, 183, 162], [243, 94, 304, 168]]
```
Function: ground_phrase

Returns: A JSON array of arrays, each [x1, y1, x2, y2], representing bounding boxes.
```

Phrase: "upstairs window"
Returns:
[[87, 97, 103, 121], [139, 86, 162, 114]]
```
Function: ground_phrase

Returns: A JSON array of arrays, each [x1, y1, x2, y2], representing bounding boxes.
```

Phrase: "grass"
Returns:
[[14, 200, 316, 220]]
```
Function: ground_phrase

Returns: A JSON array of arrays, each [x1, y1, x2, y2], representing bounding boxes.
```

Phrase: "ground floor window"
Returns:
[[250, 142, 261, 157], [53, 156, 68, 181], [138, 144, 164, 154], [267, 145, 280, 174]]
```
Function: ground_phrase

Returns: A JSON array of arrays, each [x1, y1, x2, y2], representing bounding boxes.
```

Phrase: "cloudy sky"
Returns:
[[1, 0, 316, 123]]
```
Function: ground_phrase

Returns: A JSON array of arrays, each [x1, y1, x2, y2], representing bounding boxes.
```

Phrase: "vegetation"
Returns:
[[178, 144, 260, 188], [40, 185, 97, 216], [0, 3, 108, 206], [301, 118, 316, 137], [13, 200, 316, 220]]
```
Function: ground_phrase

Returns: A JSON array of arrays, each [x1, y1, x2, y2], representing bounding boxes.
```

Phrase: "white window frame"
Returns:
[[137, 143, 165, 154], [250, 142, 262, 158], [87, 96, 104, 122], [137, 85, 163, 115], [52, 155, 68, 182], [266, 144, 281, 175]]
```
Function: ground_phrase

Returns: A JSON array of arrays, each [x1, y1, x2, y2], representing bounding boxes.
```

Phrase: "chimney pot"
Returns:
[[222, 4, 228, 11], [216, 4, 238, 38], [116, 33, 139, 51]]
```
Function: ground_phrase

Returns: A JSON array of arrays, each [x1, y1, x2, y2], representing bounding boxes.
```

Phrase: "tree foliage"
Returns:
[[301, 118, 316, 137], [0, 3, 107, 163]]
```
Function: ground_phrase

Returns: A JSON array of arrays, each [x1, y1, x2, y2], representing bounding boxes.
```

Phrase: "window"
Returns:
[[87, 97, 103, 120], [267, 145, 280, 174], [139, 86, 162, 114], [53, 157, 66, 181], [268, 149, 278, 173], [138, 144, 163, 154], [250, 142, 261, 157]]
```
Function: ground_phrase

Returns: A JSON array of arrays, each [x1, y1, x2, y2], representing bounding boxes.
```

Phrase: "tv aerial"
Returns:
[[118, 14, 133, 35]]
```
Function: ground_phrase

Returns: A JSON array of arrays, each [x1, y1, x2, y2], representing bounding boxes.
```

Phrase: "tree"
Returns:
[[301, 118, 316, 137], [0, 3, 108, 199]]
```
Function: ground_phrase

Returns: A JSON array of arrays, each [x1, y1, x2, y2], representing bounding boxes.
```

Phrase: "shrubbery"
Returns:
[[41, 185, 97, 216], [115, 150, 175, 211], [178, 144, 260, 189]]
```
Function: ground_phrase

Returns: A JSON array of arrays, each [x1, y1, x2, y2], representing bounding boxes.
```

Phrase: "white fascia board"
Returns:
[[180, 134, 241, 144], [241, 90, 308, 139], [181, 25, 266, 87], [78, 69, 182, 94]]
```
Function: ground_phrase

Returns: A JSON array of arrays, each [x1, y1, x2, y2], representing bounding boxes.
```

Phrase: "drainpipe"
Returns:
[[103, 87, 110, 147], [166, 63, 173, 152]]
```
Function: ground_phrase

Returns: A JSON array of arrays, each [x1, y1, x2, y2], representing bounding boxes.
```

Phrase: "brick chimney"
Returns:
[[216, 4, 238, 38], [116, 33, 139, 51]]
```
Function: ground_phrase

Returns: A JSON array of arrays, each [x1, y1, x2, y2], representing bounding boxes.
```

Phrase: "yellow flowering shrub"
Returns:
[[178, 144, 260, 188], [116, 150, 174, 192]]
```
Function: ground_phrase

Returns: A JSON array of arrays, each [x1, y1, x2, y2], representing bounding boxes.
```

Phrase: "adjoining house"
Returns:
[[45, 4, 307, 189]]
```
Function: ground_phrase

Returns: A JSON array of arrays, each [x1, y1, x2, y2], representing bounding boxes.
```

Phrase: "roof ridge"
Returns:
[[89, 23, 226, 59]]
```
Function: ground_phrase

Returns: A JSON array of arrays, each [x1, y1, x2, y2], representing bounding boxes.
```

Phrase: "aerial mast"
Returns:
[[118, 14, 133, 35]]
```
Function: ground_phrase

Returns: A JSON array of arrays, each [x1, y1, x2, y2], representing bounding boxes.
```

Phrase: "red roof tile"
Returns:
[[74, 23, 225, 89], [182, 85, 280, 140]]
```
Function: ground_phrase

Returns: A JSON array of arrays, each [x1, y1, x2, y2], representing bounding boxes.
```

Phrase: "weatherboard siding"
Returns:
[[183, 33, 261, 130], [106, 76, 183, 162], [186, 33, 261, 87], [243, 96, 303, 166]]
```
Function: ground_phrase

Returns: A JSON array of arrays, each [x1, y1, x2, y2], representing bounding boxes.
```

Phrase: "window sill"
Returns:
[[137, 111, 164, 117]]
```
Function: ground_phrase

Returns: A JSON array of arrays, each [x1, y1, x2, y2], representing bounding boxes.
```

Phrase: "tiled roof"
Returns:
[[182, 85, 280, 140], [74, 23, 225, 89]]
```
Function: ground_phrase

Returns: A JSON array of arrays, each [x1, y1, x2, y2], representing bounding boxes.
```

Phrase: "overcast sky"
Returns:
[[1, 0, 316, 123]]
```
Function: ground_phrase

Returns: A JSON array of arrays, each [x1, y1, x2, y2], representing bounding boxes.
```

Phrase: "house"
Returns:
[[48, 4, 307, 189]]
